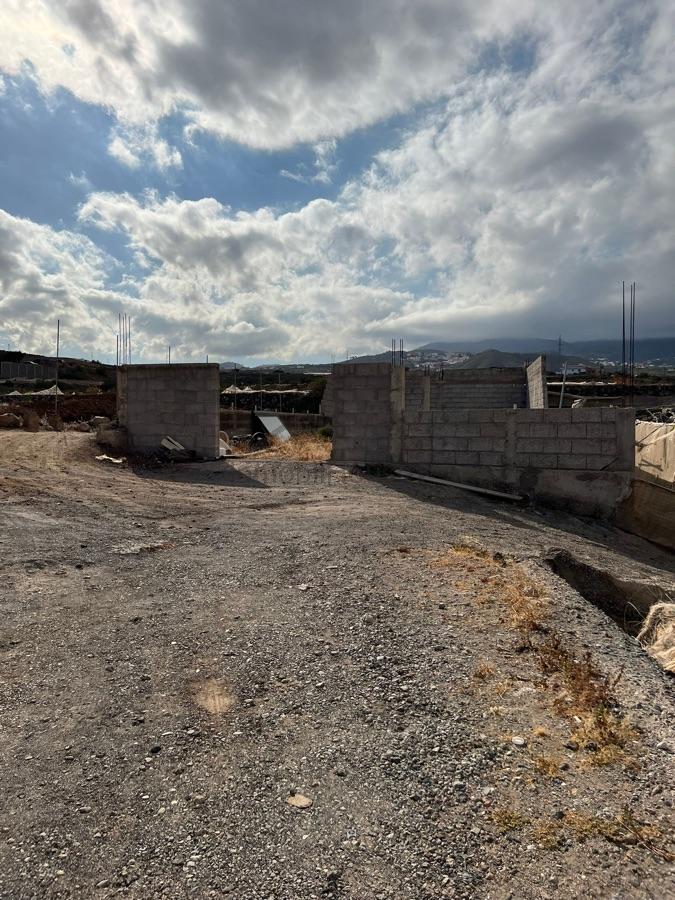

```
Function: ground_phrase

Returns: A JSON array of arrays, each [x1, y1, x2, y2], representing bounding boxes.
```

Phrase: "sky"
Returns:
[[0, 1, 674, 365]]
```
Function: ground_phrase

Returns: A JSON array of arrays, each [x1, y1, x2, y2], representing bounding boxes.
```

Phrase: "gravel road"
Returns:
[[0, 432, 673, 899]]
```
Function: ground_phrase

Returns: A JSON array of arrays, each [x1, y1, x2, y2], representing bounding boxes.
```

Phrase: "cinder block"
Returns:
[[404, 450, 433, 464], [528, 453, 558, 468], [432, 437, 468, 451], [479, 451, 504, 466], [480, 423, 505, 437], [468, 409, 497, 423], [601, 439, 617, 455], [406, 437, 432, 451], [572, 439, 602, 454], [557, 424, 587, 439], [586, 454, 615, 470], [453, 425, 481, 437], [542, 439, 571, 454], [529, 424, 556, 438], [558, 454, 588, 469], [572, 408, 602, 423], [454, 451, 479, 465], [601, 407, 619, 422], [468, 437, 494, 451], [584, 423, 605, 439], [518, 438, 544, 453], [432, 451, 457, 464]]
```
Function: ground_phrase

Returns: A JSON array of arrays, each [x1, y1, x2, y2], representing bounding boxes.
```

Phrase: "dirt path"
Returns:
[[0, 433, 673, 898]]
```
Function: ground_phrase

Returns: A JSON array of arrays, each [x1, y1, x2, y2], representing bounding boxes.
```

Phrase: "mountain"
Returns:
[[418, 337, 675, 365], [455, 349, 589, 371]]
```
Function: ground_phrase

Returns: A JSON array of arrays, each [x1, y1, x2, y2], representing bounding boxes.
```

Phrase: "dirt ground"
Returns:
[[0, 432, 673, 899]]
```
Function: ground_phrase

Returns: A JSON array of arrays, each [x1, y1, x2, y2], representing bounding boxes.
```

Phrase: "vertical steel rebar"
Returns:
[[54, 319, 60, 417]]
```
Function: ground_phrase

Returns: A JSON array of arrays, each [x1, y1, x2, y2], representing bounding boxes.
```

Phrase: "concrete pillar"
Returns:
[[389, 366, 406, 465]]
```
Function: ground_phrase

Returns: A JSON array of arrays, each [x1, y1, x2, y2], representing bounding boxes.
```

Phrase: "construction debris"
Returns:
[[394, 469, 523, 501], [638, 603, 675, 673], [95, 454, 126, 465], [0, 413, 21, 429], [161, 436, 186, 452]]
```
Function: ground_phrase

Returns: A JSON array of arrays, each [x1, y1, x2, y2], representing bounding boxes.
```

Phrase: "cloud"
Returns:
[[1, 1, 674, 363], [281, 140, 338, 185], [108, 125, 182, 171], [0, 0, 538, 149], [0, 207, 132, 357]]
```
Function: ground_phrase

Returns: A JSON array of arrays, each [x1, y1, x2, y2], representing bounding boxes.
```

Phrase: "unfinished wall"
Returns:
[[117, 364, 220, 458], [399, 406, 634, 516], [330, 363, 400, 464], [615, 422, 675, 550], [526, 355, 548, 408], [331, 363, 635, 517], [405, 368, 527, 411]]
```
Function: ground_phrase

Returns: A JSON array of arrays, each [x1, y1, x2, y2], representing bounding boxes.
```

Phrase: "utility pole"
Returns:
[[54, 319, 60, 417]]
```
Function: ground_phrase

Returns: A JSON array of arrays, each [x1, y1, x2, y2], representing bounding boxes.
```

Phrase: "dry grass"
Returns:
[[425, 544, 639, 768], [431, 544, 547, 631], [491, 808, 530, 832], [531, 821, 564, 849], [564, 808, 671, 857], [537, 635, 637, 765], [265, 433, 332, 461], [473, 661, 496, 680], [532, 754, 563, 778], [491, 678, 513, 698]]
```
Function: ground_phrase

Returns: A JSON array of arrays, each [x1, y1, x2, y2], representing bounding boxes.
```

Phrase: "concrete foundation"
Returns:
[[117, 364, 220, 458]]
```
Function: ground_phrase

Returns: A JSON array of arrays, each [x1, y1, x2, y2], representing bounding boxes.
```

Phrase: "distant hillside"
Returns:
[[455, 349, 589, 371], [419, 337, 675, 365]]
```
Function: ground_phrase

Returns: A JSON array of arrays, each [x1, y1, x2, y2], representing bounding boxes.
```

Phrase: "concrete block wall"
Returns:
[[330, 363, 395, 464], [399, 406, 634, 517], [405, 368, 527, 411], [526, 355, 548, 408], [330, 363, 635, 517], [514, 407, 633, 472], [117, 364, 220, 458]]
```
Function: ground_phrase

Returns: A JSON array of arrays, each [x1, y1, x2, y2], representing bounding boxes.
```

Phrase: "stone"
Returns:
[[511, 736, 527, 748], [286, 792, 313, 809]]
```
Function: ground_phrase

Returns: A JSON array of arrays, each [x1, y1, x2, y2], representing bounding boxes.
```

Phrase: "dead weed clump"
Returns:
[[473, 661, 496, 680], [431, 544, 547, 631], [532, 754, 563, 779], [491, 808, 530, 832], [267, 433, 332, 462], [564, 808, 672, 859], [537, 635, 637, 765]]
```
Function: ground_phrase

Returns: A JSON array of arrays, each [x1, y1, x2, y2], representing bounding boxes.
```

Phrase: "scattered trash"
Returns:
[[637, 407, 675, 424], [254, 414, 291, 443], [286, 792, 313, 809], [511, 736, 527, 747], [298, 583, 309, 591], [96, 454, 126, 465], [219, 430, 234, 457], [161, 436, 186, 452]]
